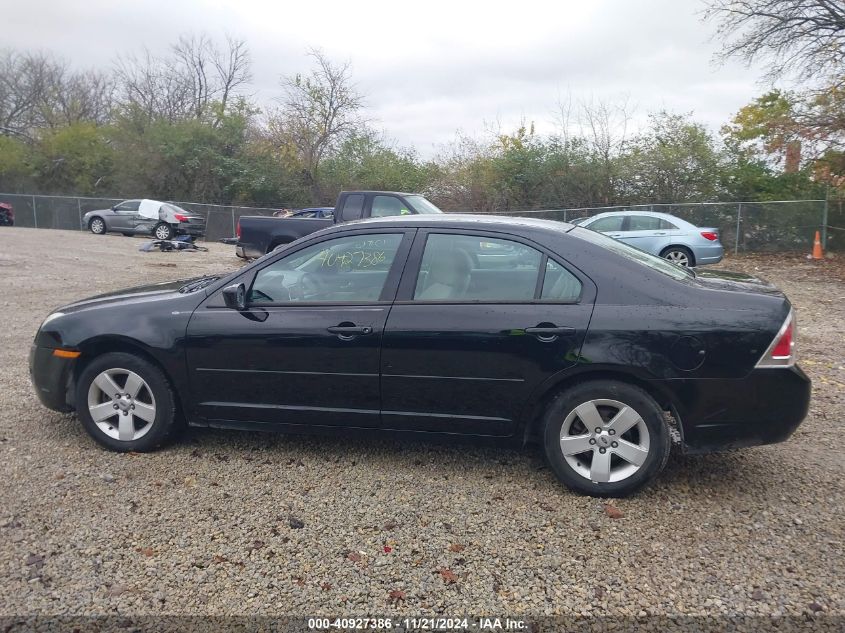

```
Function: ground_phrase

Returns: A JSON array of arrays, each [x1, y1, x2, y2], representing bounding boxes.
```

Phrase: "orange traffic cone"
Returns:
[[812, 231, 824, 260]]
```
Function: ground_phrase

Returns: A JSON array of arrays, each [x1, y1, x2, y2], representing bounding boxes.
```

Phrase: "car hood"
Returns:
[[692, 268, 785, 297], [55, 275, 222, 314]]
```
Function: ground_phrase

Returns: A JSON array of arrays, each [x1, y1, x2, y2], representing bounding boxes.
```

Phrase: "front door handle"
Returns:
[[327, 323, 373, 338], [525, 325, 575, 342]]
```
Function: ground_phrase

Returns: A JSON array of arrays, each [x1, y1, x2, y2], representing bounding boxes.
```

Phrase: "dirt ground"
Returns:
[[0, 227, 843, 621]]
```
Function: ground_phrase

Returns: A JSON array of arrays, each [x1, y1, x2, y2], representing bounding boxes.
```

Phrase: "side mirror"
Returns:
[[222, 283, 246, 310]]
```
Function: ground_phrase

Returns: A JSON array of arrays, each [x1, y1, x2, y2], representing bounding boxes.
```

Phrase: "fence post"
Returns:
[[734, 202, 742, 255], [232, 207, 236, 237], [32, 195, 37, 229], [822, 187, 829, 249], [77, 198, 83, 230], [563, 209, 567, 222]]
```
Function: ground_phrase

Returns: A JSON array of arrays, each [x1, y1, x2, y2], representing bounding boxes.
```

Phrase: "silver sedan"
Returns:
[[82, 200, 205, 240], [572, 210, 723, 267]]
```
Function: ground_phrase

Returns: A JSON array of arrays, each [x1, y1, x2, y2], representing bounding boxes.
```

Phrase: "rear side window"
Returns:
[[541, 260, 582, 301], [340, 194, 365, 221], [660, 219, 679, 230], [627, 216, 663, 231], [588, 216, 624, 232], [412, 234, 583, 302]]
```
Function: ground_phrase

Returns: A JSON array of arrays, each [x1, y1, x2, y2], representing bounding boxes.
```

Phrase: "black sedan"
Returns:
[[30, 215, 810, 496]]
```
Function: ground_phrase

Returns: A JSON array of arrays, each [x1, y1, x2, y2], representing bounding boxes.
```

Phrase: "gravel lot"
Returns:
[[1, 227, 843, 620]]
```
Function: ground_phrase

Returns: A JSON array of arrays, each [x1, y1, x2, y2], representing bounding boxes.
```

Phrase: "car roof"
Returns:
[[585, 209, 695, 226], [346, 213, 576, 234]]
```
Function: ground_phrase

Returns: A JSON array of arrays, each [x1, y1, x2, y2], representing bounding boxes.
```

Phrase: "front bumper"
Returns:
[[664, 365, 811, 453], [29, 345, 76, 413]]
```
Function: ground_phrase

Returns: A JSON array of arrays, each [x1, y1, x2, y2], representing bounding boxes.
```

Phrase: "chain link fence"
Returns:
[[0, 193, 280, 242], [0, 193, 841, 252], [493, 200, 840, 253]]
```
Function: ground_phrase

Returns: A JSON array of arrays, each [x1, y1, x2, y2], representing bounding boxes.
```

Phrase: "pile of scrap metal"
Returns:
[[139, 235, 208, 253]]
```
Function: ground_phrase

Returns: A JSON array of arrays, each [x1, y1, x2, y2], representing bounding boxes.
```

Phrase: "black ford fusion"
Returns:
[[30, 215, 810, 496]]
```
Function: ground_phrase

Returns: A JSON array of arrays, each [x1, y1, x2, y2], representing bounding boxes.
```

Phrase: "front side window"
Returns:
[[249, 233, 403, 304], [371, 196, 411, 217], [405, 195, 442, 214], [115, 200, 140, 212], [413, 234, 543, 301], [587, 216, 624, 232]]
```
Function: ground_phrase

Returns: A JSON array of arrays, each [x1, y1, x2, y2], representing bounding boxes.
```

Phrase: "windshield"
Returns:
[[572, 226, 694, 280], [406, 195, 443, 214]]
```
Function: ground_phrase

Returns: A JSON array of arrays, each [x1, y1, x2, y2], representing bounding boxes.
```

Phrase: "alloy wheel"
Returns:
[[664, 250, 690, 266], [559, 398, 651, 483], [87, 368, 157, 441], [154, 224, 171, 240], [90, 218, 105, 234]]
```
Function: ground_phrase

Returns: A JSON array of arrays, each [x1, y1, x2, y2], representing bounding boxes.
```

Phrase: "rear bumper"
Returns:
[[29, 345, 75, 413], [693, 243, 724, 265], [236, 242, 262, 259], [663, 365, 811, 453], [176, 223, 206, 237]]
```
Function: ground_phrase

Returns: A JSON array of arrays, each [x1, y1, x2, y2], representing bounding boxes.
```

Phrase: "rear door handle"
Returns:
[[525, 325, 575, 342], [327, 324, 373, 337]]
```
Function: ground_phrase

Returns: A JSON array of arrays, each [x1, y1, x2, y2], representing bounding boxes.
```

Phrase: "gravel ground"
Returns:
[[0, 227, 843, 619]]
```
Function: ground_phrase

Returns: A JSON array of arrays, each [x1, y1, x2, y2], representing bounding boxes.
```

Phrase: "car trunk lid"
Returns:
[[692, 268, 785, 298]]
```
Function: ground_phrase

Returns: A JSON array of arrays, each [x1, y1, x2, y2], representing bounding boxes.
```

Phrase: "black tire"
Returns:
[[88, 217, 106, 235], [75, 352, 177, 452], [153, 222, 174, 241], [122, 232, 134, 237], [542, 380, 671, 497], [660, 245, 694, 267]]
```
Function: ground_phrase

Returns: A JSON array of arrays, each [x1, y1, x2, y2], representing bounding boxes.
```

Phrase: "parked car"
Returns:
[[236, 191, 441, 259], [82, 199, 206, 240], [0, 202, 13, 226], [30, 214, 809, 497], [572, 211, 723, 266]]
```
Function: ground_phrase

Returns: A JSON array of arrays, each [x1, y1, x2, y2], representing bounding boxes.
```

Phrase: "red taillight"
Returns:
[[174, 213, 189, 222], [700, 231, 718, 241], [756, 311, 796, 367], [236, 220, 241, 238], [770, 319, 793, 359]]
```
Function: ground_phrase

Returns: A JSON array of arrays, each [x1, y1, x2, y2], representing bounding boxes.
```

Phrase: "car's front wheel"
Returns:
[[661, 246, 693, 267], [543, 380, 671, 497], [75, 352, 177, 452], [154, 222, 174, 240], [88, 217, 106, 235]]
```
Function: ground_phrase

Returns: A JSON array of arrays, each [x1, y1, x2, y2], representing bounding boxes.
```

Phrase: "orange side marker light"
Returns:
[[52, 349, 81, 359]]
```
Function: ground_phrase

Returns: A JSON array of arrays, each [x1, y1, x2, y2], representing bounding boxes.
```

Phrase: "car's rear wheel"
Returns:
[[89, 217, 106, 235], [75, 352, 176, 452], [543, 380, 671, 497], [154, 222, 173, 240], [661, 246, 693, 267]]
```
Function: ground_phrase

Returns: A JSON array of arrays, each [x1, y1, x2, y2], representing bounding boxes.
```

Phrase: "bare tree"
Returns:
[[576, 96, 633, 204], [272, 49, 366, 201], [115, 33, 250, 123], [172, 34, 251, 119], [0, 50, 113, 136], [703, 0, 845, 82], [0, 50, 51, 135]]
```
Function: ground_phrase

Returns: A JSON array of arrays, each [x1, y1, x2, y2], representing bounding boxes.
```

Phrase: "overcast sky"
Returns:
[[4, 0, 770, 156]]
